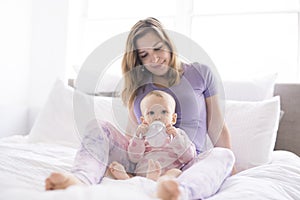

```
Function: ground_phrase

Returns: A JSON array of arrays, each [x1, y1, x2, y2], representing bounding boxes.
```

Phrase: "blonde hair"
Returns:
[[140, 90, 176, 113], [121, 17, 182, 106]]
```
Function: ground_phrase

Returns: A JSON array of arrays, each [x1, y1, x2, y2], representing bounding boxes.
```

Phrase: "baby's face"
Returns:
[[141, 95, 176, 125]]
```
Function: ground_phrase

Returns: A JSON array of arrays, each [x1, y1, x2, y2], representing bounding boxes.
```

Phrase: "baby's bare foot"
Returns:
[[146, 159, 161, 181], [157, 178, 180, 200], [109, 161, 130, 180], [45, 172, 83, 190]]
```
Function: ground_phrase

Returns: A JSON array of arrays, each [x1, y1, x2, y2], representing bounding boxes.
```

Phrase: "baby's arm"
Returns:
[[169, 128, 196, 164], [127, 123, 148, 163], [128, 137, 146, 163]]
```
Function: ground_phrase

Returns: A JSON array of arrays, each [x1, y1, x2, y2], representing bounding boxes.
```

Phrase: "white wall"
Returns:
[[0, 0, 69, 137], [0, 0, 32, 137], [28, 0, 69, 129]]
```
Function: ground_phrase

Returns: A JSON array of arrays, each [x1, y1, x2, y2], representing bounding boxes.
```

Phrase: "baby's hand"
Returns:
[[166, 124, 178, 137], [136, 123, 149, 138]]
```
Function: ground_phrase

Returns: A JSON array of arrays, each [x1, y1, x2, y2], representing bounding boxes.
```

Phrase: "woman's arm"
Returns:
[[206, 95, 237, 174], [205, 95, 231, 148]]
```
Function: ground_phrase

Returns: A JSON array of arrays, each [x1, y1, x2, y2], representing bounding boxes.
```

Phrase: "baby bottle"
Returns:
[[145, 121, 168, 147]]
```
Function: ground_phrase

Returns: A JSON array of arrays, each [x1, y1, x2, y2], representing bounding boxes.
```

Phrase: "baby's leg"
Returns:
[[45, 172, 84, 190], [146, 159, 161, 181], [108, 161, 131, 180]]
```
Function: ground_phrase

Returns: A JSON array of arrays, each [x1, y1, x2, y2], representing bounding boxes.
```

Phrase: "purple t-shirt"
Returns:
[[133, 62, 218, 153]]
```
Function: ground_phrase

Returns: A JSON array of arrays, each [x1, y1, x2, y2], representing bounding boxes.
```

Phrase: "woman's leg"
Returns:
[[46, 119, 109, 190], [45, 119, 133, 190], [157, 147, 235, 200], [71, 120, 133, 184], [155, 168, 182, 200]]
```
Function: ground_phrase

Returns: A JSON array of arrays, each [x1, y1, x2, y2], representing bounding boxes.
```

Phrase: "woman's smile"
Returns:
[[136, 31, 171, 77]]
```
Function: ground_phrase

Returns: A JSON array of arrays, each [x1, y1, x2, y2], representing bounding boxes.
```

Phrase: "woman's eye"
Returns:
[[140, 54, 147, 58], [154, 45, 162, 51], [162, 110, 167, 114]]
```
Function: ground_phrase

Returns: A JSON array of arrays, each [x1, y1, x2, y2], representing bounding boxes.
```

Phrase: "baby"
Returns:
[[108, 90, 197, 184]]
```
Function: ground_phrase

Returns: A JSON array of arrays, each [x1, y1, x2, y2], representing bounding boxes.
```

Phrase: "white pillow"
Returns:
[[225, 96, 280, 172], [28, 79, 125, 148], [29, 79, 280, 173], [223, 73, 277, 101], [74, 72, 122, 95]]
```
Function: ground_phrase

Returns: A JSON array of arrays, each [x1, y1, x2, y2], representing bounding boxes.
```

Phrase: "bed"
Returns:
[[1, 75, 300, 200]]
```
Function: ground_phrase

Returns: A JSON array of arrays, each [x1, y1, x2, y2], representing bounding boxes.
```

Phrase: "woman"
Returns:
[[45, 17, 235, 200]]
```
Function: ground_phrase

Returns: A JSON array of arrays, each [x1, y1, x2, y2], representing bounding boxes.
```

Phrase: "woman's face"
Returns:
[[135, 31, 171, 77]]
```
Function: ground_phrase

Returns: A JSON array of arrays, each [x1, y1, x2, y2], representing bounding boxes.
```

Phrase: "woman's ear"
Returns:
[[171, 113, 177, 125]]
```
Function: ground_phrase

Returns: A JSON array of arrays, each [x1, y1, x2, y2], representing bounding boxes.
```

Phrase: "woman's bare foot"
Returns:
[[109, 161, 130, 180], [45, 172, 83, 190], [164, 168, 182, 178], [157, 178, 180, 200], [146, 159, 161, 181]]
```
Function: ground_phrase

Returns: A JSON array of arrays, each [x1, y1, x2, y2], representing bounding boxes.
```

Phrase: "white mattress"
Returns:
[[1, 135, 300, 200]]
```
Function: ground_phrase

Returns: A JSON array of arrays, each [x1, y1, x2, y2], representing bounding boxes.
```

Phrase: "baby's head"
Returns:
[[140, 90, 177, 126]]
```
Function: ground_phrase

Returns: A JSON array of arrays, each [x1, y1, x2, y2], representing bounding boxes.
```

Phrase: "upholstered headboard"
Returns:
[[274, 83, 300, 156]]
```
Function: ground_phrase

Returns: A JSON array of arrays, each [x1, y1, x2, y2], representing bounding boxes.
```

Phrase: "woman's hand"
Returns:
[[166, 124, 178, 137], [136, 122, 149, 138], [231, 165, 238, 175]]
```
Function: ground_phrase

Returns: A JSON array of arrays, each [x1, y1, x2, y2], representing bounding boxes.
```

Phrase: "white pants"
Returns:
[[178, 147, 235, 200], [133, 147, 235, 200]]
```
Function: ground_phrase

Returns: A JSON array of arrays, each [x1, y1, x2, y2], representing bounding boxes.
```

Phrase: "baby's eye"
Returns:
[[148, 111, 155, 115], [161, 110, 168, 114]]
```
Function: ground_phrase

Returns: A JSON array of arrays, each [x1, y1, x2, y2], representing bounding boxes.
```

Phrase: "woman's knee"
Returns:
[[85, 119, 104, 132], [99, 120, 129, 147], [85, 119, 113, 136], [212, 147, 235, 164]]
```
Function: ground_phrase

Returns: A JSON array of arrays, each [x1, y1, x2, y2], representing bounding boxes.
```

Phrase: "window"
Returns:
[[66, 0, 176, 79], [66, 0, 300, 83], [191, 0, 300, 82]]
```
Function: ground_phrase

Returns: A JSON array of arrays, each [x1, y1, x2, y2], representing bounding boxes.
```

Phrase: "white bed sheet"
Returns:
[[0, 135, 300, 200]]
